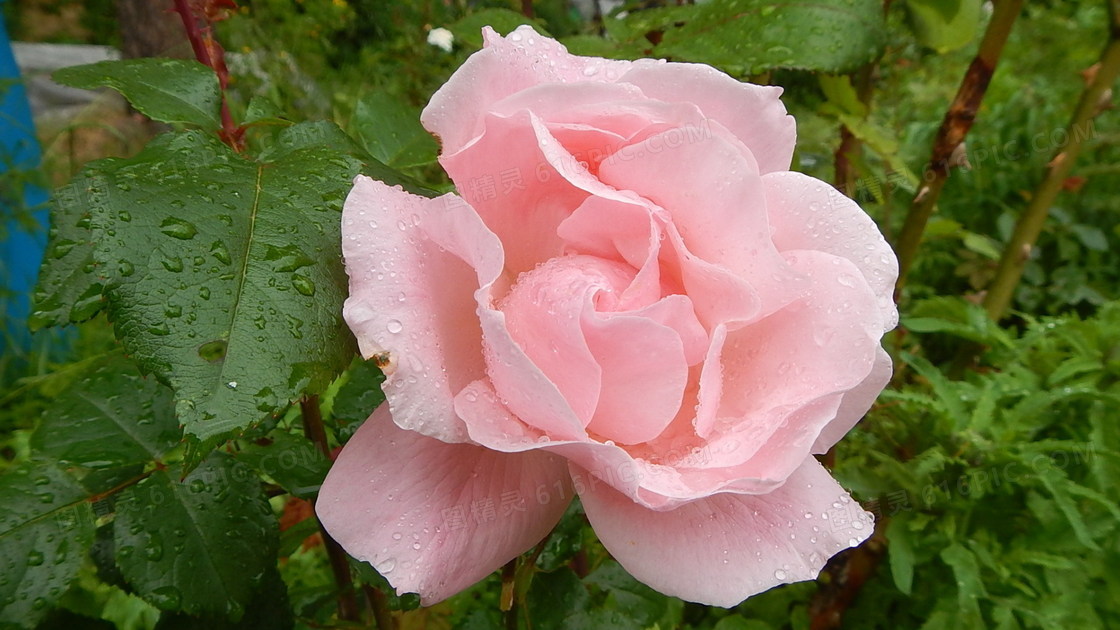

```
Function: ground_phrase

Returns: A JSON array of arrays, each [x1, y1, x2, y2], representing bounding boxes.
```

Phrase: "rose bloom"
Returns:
[[319, 26, 897, 607]]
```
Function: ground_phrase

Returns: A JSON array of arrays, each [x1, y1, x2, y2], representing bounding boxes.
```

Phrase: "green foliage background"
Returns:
[[1, 0, 1118, 629]]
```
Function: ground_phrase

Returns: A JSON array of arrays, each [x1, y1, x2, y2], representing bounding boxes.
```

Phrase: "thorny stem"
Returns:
[[893, 0, 1024, 296], [300, 395, 365, 624], [171, 0, 244, 151], [981, 4, 1120, 320]]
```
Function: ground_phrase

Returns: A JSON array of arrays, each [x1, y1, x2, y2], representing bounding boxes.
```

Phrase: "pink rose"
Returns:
[[318, 26, 897, 607]]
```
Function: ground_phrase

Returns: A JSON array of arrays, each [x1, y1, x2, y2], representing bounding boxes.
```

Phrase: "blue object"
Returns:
[[1, 2, 56, 373]]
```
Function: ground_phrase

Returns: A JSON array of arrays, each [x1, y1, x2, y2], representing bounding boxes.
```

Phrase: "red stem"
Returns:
[[170, 0, 243, 151]]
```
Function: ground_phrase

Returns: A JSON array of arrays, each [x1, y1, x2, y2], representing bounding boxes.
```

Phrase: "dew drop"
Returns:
[[387, 319, 404, 334], [292, 274, 316, 296], [159, 217, 198, 240]]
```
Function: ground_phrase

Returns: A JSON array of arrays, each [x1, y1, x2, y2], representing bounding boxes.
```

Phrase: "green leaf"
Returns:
[[903, 297, 1015, 348], [939, 542, 986, 625], [36, 130, 361, 446], [1035, 467, 1103, 550], [901, 352, 967, 422], [653, 0, 887, 75], [583, 562, 683, 628], [1069, 224, 1109, 252], [819, 74, 868, 117], [330, 358, 386, 441], [526, 568, 589, 630], [351, 92, 439, 169], [52, 59, 221, 130], [559, 34, 648, 60], [1047, 355, 1104, 386], [257, 122, 436, 197], [904, 0, 983, 53], [31, 357, 181, 467], [962, 231, 1002, 261], [534, 500, 587, 572], [242, 95, 290, 127], [714, 616, 776, 630], [29, 181, 105, 329], [233, 431, 329, 499], [886, 518, 916, 595], [114, 453, 277, 619], [0, 461, 97, 628], [150, 565, 293, 630], [448, 9, 547, 49]]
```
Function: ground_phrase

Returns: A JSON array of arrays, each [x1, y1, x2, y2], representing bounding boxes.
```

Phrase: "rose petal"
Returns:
[[557, 194, 654, 272], [478, 303, 589, 441], [456, 380, 657, 503], [422, 25, 632, 155], [342, 176, 504, 442], [439, 111, 589, 277], [811, 346, 892, 454], [658, 217, 763, 328], [317, 405, 571, 606], [576, 457, 873, 607], [598, 124, 804, 317], [714, 250, 882, 425], [690, 250, 881, 483], [498, 256, 617, 426], [583, 311, 689, 445], [619, 61, 796, 174], [763, 171, 899, 330]]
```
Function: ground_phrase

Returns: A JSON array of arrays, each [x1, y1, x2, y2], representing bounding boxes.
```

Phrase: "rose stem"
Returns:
[[981, 4, 1120, 320], [520, 0, 534, 19], [500, 557, 519, 630], [892, 0, 1024, 298], [363, 584, 397, 630], [808, 516, 888, 630], [502, 535, 552, 629], [170, 0, 244, 152], [300, 394, 365, 623]]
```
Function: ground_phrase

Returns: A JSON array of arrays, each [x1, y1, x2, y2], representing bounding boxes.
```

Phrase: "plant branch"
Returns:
[[86, 467, 159, 504], [833, 63, 876, 197], [982, 11, 1120, 320], [171, 0, 244, 151], [501, 557, 519, 630], [363, 585, 397, 630], [301, 395, 363, 623], [893, 0, 1024, 295], [809, 516, 888, 630]]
